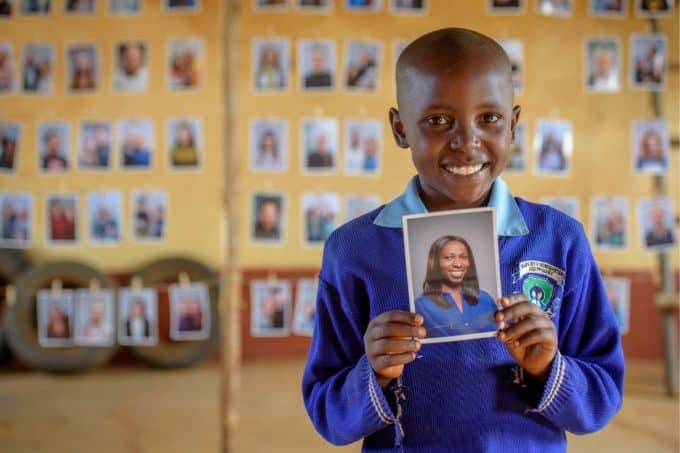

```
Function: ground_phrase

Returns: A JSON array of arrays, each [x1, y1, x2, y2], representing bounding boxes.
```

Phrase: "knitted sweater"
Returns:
[[302, 178, 624, 452]]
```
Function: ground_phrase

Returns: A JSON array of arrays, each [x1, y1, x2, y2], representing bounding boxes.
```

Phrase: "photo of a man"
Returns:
[[299, 40, 335, 90], [118, 288, 158, 346], [252, 193, 284, 243], [169, 282, 210, 341]]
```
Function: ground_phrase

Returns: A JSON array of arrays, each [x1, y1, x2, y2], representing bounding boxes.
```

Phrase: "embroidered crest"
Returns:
[[518, 261, 565, 311]]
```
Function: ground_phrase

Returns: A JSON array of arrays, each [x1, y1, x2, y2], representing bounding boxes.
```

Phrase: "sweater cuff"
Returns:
[[531, 350, 569, 414], [359, 355, 405, 445]]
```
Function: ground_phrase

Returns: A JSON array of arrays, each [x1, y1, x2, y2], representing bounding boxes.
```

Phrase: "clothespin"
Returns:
[[178, 272, 191, 289], [51, 279, 62, 296], [5, 284, 15, 307], [89, 278, 100, 294], [131, 276, 143, 293], [267, 271, 278, 288]]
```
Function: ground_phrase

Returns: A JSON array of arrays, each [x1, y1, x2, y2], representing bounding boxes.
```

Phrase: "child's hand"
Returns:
[[363, 310, 426, 389], [495, 294, 558, 383]]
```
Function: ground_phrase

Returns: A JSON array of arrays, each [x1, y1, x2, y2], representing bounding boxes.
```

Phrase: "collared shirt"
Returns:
[[373, 176, 529, 237]]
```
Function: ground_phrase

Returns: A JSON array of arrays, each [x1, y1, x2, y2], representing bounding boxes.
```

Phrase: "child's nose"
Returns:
[[449, 127, 481, 152]]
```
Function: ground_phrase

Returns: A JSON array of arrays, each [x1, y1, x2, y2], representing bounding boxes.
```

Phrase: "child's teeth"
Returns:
[[446, 164, 483, 175]]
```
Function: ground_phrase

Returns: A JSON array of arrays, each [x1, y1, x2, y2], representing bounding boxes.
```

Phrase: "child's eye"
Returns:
[[482, 113, 501, 123], [426, 116, 450, 126]]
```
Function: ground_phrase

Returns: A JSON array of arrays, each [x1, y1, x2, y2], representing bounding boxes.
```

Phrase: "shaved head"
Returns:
[[396, 28, 513, 108]]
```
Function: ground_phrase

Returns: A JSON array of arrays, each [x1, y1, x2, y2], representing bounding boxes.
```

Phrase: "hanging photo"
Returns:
[[22, 43, 53, 94], [638, 197, 676, 251], [301, 118, 338, 173], [498, 39, 523, 95], [252, 0, 289, 11], [252, 38, 290, 92], [344, 0, 381, 11], [403, 208, 501, 343], [250, 118, 287, 172], [591, 196, 628, 251], [88, 191, 123, 244], [634, 0, 673, 17], [251, 192, 285, 243], [533, 119, 572, 177], [108, 0, 141, 14], [389, 0, 426, 13], [630, 33, 667, 91], [0, 121, 20, 172], [131, 190, 167, 242], [66, 43, 98, 93], [64, 0, 94, 14], [0, 42, 16, 93], [0, 192, 32, 248], [164, 0, 200, 12], [167, 117, 203, 170], [632, 119, 669, 175], [344, 119, 381, 175], [21, 0, 50, 14], [296, 0, 332, 12], [585, 37, 621, 93], [250, 279, 292, 337], [0, 0, 12, 16], [113, 41, 148, 92], [118, 287, 158, 346], [536, 0, 573, 16], [302, 192, 339, 245], [344, 40, 380, 91], [345, 194, 381, 222], [603, 276, 630, 335], [487, 0, 525, 14], [298, 39, 336, 91], [588, 0, 626, 17], [540, 196, 580, 221], [38, 122, 70, 173], [506, 122, 527, 172], [167, 38, 203, 90], [46, 193, 78, 244], [78, 121, 112, 170], [292, 278, 317, 336], [74, 289, 116, 347], [169, 282, 211, 341], [118, 118, 154, 170], [37, 289, 74, 347]]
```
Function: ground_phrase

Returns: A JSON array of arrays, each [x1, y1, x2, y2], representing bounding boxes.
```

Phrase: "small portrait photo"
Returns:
[[540, 196, 580, 221], [638, 197, 676, 251], [118, 288, 158, 346], [113, 41, 148, 92], [630, 33, 667, 91], [21, 0, 50, 14], [344, 119, 381, 174], [533, 120, 572, 176], [345, 194, 381, 222], [487, 0, 525, 14], [296, 0, 332, 12], [131, 190, 167, 241], [167, 38, 203, 90], [0, 192, 32, 248], [588, 0, 627, 17], [253, 0, 289, 10], [88, 191, 123, 244], [603, 276, 630, 335], [292, 278, 317, 336], [250, 279, 291, 337], [403, 208, 501, 343], [64, 0, 94, 14], [301, 118, 338, 173], [250, 118, 287, 172], [506, 122, 527, 172], [164, 0, 199, 12], [0, 0, 13, 17], [536, 0, 573, 16], [66, 44, 99, 93], [498, 39, 523, 95], [0, 42, 16, 93], [37, 290, 74, 347], [169, 282, 210, 341], [22, 43, 53, 94], [108, 0, 141, 14], [585, 37, 621, 93], [344, 40, 380, 91], [252, 38, 290, 92], [73, 289, 116, 347], [0, 121, 20, 172], [46, 193, 78, 244], [389, 0, 427, 14], [251, 192, 285, 243], [635, 0, 673, 17], [298, 39, 336, 91], [167, 117, 202, 169], [591, 196, 628, 250], [302, 192, 339, 245], [118, 119, 153, 169], [344, 0, 382, 11], [632, 119, 669, 174], [38, 122, 70, 173], [78, 121, 111, 170]]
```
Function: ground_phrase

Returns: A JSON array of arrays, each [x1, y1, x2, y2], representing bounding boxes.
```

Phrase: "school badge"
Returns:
[[517, 261, 565, 311]]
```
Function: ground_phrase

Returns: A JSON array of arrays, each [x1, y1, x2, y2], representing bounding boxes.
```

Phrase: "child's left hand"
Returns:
[[495, 294, 558, 384]]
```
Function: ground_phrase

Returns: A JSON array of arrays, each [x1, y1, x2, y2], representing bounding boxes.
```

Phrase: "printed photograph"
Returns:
[[344, 119, 381, 174], [301, 118, 338, 173], [38, 122, 70, 173], [67, 44, 98, 92], [533, 120, 572, 176], [21, 0, 50, 14], [250, 118, 287, 172], [118, 287, 158, 346], [164, 0, 199, 12], [345, 194, 381, 222], [108, 0, 141, 13], [167, 38, 203, 90], [292, 278, 317, 336], [506, 122, 526, 172], [251, 192, 285, 243], [298, 39, 336, 91], [88, 191, 123, 244], [630, 33, 667, 91], [250, 279, 292, 337], [0, 192, 32, 248], [604, 276, 630, 335], [540, 196, 580, 221], [46, 193, 78, 244], [585, 37, 621, 93], [389, 0, 426, 13], [37, 290, 74, 347], [344, 40, 379, 91], [113, 41, 148, 92], [22, 43, 53, 94], [588, 0, 626, 17], [302, 192, 339, 245], [78, 121, 111, 170], [167, 117, 202, 169], [632, 119, 669, 175], [253, 0, 288, 10], [634, 0, 673, 17], [296, 0, 331, 12], [74, 289, 116, 347], [638, 197, 676, 251], [0, 0, 12, 16], [252, 38, 290, 92], [131, 190, 167, 242], [0, 42, 16, 93], [487, 0, 525, 14], [0, 121, 20, 172], [403, 208, 501, 343], [591, 196, 629, 250], [344, 0, 382, 11], [498, 39, 523, 95], [169, 282, 211, 341], [536, 0, 573, 16], [64, 0, 94, 14], [118, 119, 154, 170]]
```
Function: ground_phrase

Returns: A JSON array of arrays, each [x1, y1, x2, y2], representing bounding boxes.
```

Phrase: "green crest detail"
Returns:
[[522, 276, 554, 309]]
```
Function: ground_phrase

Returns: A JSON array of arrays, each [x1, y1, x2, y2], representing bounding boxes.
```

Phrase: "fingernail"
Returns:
[[499, 321, 506, 330], [498, 332, 506, 340], [497, 313, 504, 321]]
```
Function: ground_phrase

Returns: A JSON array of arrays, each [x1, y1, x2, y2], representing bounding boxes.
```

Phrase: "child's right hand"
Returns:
[[363, 310, 426, 388]]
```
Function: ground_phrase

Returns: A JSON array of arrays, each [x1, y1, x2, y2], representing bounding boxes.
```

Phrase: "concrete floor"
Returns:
[[0, 359, 677, 453]]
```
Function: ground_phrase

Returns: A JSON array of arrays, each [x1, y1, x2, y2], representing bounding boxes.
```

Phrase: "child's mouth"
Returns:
[[443, 163, 485, 176]]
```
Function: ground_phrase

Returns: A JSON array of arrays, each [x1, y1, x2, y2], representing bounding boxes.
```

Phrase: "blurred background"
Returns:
[[0, 0, 678, 452]]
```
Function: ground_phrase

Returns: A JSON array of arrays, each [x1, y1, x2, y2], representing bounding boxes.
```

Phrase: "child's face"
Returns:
[[391, 53, 520, 210]]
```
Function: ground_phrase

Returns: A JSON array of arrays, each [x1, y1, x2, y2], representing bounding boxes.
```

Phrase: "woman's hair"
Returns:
[[422, 235, 480, 307]]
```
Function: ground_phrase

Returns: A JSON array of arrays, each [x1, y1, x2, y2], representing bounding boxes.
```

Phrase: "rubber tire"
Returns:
[[127, 257, 220, 368], [4, 261, 119, 373], [0, 249, 32, 365]]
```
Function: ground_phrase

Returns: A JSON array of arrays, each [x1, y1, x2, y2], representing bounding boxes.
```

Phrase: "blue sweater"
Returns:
[[302, 177, 624, 452]]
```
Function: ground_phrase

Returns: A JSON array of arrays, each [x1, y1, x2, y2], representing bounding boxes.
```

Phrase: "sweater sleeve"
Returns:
[[301, 274, 402, 446], [529, 230, 624, 434]]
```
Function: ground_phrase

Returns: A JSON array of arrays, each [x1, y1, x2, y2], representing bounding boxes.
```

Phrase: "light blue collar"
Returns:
[[373, 176, 529, 236]]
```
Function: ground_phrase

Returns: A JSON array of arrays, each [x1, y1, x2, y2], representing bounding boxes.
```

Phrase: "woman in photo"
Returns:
[[170, 120, 198, 167], [254, 42, 286, 90], [414, 235, 497, 338], [70, 47, 96, 91], [636, 127, 667, 172], [46, 302, 71, 339]]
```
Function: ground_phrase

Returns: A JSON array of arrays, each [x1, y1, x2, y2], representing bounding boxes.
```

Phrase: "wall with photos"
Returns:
[[0, 0, 226, 272]]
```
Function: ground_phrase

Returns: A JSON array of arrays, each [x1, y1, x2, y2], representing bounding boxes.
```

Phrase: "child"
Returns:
[[301, 28, 624, 452]]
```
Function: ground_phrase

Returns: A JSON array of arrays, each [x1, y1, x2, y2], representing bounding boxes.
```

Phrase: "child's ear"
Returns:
[[389, 107, 409, 149], [510, 105, 521, 142]]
